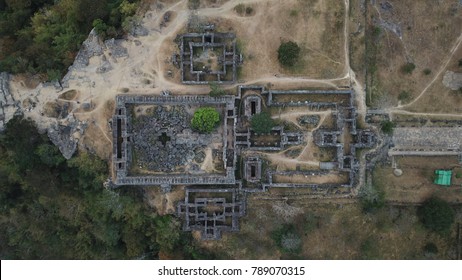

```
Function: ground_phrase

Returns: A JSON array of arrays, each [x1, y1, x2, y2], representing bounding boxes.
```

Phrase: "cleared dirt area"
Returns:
[[145, 186, 186, 215], [374, 156, 462, 204], [273, 171, 349, 185], [233, 0, 346, 80], [366, 0, 462, 108]]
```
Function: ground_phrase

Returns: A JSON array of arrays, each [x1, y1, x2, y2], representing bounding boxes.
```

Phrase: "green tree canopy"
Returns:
[[0, 116, 213, 259], [401, 62, 416, 74], [0, 0, 141, 76], [251, 112, 275, 134], [191, 107, 220, 133], [381, 120, 394, 134], [277, 41, 301, 67], [418, 197, 455, 233]]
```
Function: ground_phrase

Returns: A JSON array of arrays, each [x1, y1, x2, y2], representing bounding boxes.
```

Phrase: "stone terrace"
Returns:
[[390, 126, 462, 156]]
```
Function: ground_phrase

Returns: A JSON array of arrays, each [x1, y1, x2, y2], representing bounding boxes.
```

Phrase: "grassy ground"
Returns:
[[197, 193, 460, 259]]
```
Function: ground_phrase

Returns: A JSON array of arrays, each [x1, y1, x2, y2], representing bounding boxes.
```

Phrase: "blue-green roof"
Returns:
[[434, 170, 452, 186]]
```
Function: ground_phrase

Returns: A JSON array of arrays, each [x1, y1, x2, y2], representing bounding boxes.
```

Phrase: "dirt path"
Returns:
[[343, 0, 351, 77], [257, 109, 332, 168], [397, 32, 462, 109], [271, 110, 331, 130], [390, 109, 462, 119], [260, 152, 320, 170]]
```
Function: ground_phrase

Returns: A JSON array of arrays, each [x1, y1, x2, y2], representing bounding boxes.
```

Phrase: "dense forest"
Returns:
[[0, 0, 140, 79], [0, 116, 215, 259]]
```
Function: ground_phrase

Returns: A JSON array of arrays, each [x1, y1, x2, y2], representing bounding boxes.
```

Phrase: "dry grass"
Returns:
[[405, 45, 462, 113], [197, 0, 346, 81], [367, 0, 462, 108], [197, 195, 460, 259], [374, 156, 462, 204]]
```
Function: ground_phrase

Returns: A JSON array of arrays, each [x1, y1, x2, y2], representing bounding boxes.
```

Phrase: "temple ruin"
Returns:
[[173, 32, 243, 84], [110, 85, 377, 239]]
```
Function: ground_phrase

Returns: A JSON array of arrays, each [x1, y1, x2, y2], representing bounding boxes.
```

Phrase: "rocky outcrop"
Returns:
[[73, 29, 104, 68], [47, 115, 87, 159], [443, 71, 462, 91], [104, 39, 128, 58], [0, 72, 20, 132]]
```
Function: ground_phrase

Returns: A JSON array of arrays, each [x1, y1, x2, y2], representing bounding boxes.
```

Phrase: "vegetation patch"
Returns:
[[209, 82, 226, 97], [277, 41, 301, 67], [418, 196, 455, 234], [251, 112, 276, 134], [271, 224, 302, 255], [380, 120, 394, 134], [191, 107, 220, 133], [0, 0, 140, 79], [401, 62, 416, 74], [398, 90, 411, 103], [0, 116, 212, 259]]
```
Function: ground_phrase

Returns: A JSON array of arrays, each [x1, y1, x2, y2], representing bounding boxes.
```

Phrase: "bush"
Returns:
[[234, 4, 245, 14], [245, 7, 253, 15], [209, 82, 225, 97], [423, 68, 432, 75], [459, 58, 462, 67], [380, 120, 394, 134], [360, 183, 385, 213], [191, 107, 220, 133], [401, 62, 416, 74], [398, 90, 411, 102], [418, 197, 455, 233], [188, 0, 200, 10], [277, 41, 301, 67], [360, 237, 380, 259], [93, 18, 108, 38], [423, 242, 438, 255], [271, 224, 302, 254], [251, 112, 276, 134]]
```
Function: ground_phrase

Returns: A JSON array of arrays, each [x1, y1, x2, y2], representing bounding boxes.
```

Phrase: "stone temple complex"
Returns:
[[110, 31, 376, 240]]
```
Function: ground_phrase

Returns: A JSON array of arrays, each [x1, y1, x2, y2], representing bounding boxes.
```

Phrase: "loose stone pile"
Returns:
[[297, 115, 320, 126], [131, 105, 210, 172]]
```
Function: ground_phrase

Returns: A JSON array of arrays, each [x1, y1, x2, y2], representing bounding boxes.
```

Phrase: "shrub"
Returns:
[[191, 107, 220, 133], [372, 26, 382, 38], [290, 10, 298, 17], [93, 19, 108, 38], [423, 68, 432, 75], [277, 41, 301, 67], [271, 224, 302, 254], [458, 58, 462, 67], [360, 237, 380, 259], [398, 90, 411, 102], [418, 197, 455, 234], [209, 82, 226, 97], [251, 112, 276, 134], [401, 62, 416, 74], [380, 120, 394, 134], [234, 3, 245, 14], [423, 242, 438, 255], [188, 0, 200, 10], [360, 183, 385, 213], [245, 7, 253, 15]]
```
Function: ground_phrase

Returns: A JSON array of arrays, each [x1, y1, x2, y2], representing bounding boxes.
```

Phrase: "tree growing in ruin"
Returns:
[[277, 41, 301, 67], [251, 112, 275, 134], [191, 107, 220, 133]]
